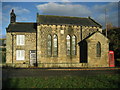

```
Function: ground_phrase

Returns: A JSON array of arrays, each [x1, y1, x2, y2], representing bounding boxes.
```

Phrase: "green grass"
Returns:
[[3, 74, 120, 88]]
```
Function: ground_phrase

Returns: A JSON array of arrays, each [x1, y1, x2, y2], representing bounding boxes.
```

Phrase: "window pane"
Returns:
[[53, 35, 58, 56], [72, 35, 76, 55], [16, 35, 20, 45], [30, 54, 36, 59], [16, 35, 25, 45], [30, 50, 36, 59], [47, 35, 52, 56], [21, 50, 25, 60], [96, 42, 101, 57], [66, 35, 71, 55], [16, 50, 25, 60], [20, 35, 22, 45], [16, 50, 20, 60], [21, 35, 25, 45]]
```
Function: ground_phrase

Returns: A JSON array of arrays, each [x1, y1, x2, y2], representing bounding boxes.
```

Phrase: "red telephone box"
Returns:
[[109, 51, 115, 67]]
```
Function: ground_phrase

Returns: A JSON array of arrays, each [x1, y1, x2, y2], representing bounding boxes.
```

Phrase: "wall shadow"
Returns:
[[79, 40, 88, 63]]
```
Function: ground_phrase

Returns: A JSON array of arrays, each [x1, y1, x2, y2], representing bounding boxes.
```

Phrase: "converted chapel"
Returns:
[[6, 9, 109, 67]]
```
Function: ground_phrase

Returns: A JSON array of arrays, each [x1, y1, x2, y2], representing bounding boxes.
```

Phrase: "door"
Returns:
[[80, 40, 88, 63], [30, 50, 36, 66]]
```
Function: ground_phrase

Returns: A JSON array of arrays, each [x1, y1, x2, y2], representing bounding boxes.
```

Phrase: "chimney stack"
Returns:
[[10, 9, 16, 23]]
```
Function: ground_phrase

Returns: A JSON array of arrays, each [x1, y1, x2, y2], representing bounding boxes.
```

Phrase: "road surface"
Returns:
[[2, 67, 120, 78]]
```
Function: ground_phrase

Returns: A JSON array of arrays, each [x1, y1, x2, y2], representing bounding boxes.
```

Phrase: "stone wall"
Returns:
[[6, 24, 109, 68], [86, 32, 109, 67], [37, 24, 81, 67], [37, 24, 104, 67], [81, 26, 102, 40], [6, 32, 36, 67], [6, 33, 12, 64]]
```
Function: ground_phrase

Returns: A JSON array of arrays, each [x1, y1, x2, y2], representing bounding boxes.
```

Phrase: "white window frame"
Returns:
[[53, 34, 58, 56], [72, 35, 76, 55], [66, 35, 71, 55], [47, 35, 52, 56], [16, 35, 25, 45], [16, 50, 25, 60]]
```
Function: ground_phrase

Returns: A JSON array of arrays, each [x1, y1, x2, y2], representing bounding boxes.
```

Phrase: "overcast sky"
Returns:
[[0, 1, 119, 37]]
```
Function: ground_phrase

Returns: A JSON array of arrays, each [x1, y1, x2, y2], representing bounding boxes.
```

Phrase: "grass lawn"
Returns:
[[2, 74, 120, 88]]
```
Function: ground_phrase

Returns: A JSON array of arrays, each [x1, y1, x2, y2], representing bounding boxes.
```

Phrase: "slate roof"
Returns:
[[6, 22, 37, 32], [6, 15, 102, 32], [37, 15, 102, 27]]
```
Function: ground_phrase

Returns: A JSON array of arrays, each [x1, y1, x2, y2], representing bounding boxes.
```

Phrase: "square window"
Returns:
[[16, 35, 25, 45], [16, 50, 25, 60]]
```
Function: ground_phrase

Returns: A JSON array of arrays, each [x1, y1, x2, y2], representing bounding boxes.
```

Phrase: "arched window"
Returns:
[[66, 35, 71, 55], [72, 35, 76, 55], [47, 35, 52, 56], [53, 34, 58, 56], [96, 42, 101, 57]]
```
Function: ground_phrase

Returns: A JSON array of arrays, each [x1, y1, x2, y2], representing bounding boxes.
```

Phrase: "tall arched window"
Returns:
[[72, 35, 76, 55], [47, 35, 52, 56], [66, 35, 71, 55], [53, 34, 58, 56], [96, 42, 101, 57]]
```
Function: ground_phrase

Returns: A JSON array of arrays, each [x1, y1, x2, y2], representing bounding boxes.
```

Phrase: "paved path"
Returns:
[[2, 68, 120, 78]]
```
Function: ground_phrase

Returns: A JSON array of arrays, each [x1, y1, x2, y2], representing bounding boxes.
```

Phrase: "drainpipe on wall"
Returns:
[[80, 26, 82, 41], [36, 27, 38, 67], [11, 33, 14, 64]]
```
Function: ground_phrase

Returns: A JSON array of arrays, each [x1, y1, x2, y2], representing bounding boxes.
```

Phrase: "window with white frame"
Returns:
[[66, 35, 71, 55], [72, 35, 76, 55], [47, 35, 52, 56], [53, 34, 58, 56], [16, 35, 25, 45], [16, 50, 25, 60]]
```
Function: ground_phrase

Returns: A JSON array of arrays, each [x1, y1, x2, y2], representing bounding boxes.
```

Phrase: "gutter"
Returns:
[[11, 33, 14, 64]]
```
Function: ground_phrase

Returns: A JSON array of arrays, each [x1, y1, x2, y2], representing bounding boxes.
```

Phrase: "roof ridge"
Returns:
[[15, 22, 36, 24], [88, 18, 102, 28], [38, 15, 88, 19]]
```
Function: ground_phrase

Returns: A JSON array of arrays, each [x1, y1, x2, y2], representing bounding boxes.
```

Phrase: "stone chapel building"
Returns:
[[6, 9, 109, 67]]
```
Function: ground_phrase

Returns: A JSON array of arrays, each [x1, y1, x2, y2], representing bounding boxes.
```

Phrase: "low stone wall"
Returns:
[[3, 63, 109, 68], [4, 63, 29, 68]]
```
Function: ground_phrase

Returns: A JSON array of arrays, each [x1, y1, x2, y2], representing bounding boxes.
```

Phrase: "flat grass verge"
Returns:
[[2, 74, 120, 88]]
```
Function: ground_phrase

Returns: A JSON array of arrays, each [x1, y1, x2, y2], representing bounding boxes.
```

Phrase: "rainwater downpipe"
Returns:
[[11, 33, 14, 64]]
